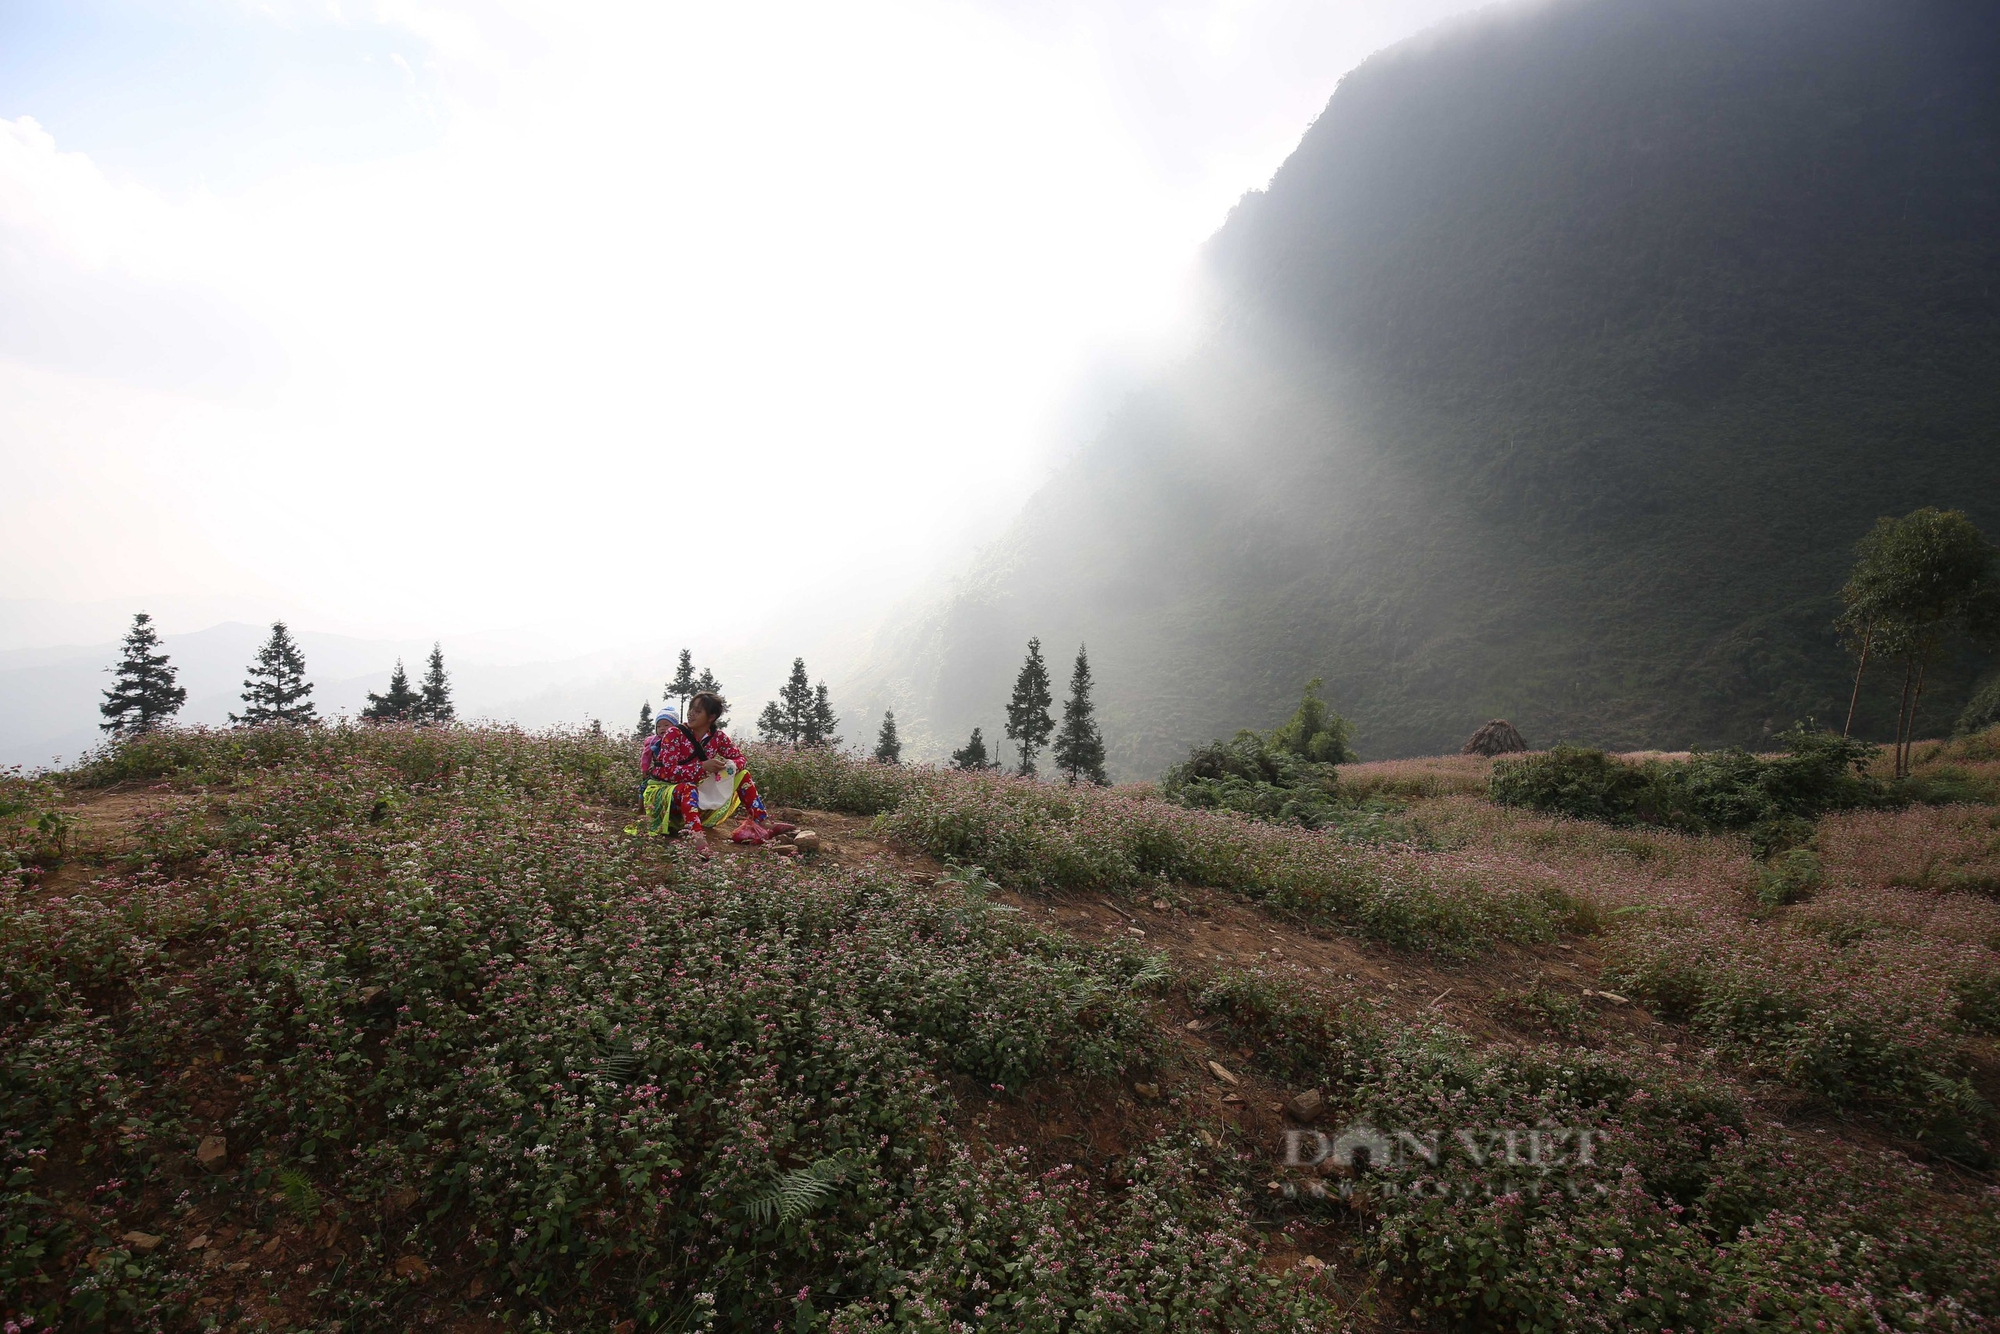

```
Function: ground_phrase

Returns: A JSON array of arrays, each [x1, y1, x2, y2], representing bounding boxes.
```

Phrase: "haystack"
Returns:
[[1462, 719, 1528, 756]]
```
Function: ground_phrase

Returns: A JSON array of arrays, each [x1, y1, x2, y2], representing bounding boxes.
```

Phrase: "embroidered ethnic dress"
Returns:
[[638, 726, 766, 833]]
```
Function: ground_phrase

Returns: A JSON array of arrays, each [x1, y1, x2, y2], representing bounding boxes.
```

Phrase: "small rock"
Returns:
[[774, 845, 799, 858], [356, 986, 386, 1006], [1297, 1254, 1326, 1273], [1151, 899, 1169, 911], [1222, 1093, 1245, 1105], [187, 1233, 211, 1250], [1125, 926, 1146, 937], [1184, 1019, 1203, 1031], [394, 1254, 430, 1280], [466, 1277, 485, 1299], [262, 1237, 282, 1255], [122, 1231, 163, 1252], [794, 830, 820, 855], [196, 1135, 228, 1172], [1207, 1060, 1238, 1085], [1596, 991, 1631, 1004], [1133, 1082, 1161, 1102], [225, 1261, 250, 1274], [1286, 1089, 1325, 1123]]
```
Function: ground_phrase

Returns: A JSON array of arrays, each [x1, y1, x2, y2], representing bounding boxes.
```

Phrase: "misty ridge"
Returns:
[[843, 0, 2000, 782]]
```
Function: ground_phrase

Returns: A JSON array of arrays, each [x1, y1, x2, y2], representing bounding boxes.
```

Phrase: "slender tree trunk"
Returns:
[[1893, 660, 1916, 778], [1907, 657, 1930, 777], [1842, 625, 1873, 738]]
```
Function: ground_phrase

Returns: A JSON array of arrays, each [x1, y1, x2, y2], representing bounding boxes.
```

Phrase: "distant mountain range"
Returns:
[[843, 0, 2000, 778]]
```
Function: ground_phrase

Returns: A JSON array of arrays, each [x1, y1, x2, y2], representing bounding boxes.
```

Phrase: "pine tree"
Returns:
[[758, 658, 815, 744], [1051, 645, 1108, 784], [873, 711, 902, 764], [362, 660, 423, 722], [805, 682, 840, 748], [667, 650, 698, 717], [415, 643, 455, 724], [951, 726, 991, 771], [230, 621, 317, 726], [694, 667, 722, 698], [1004, 637, 1055, 777], [635, 701, 654, 739], [100, 612, 187, 736]]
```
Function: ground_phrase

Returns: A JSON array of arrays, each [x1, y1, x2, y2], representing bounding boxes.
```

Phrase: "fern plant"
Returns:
[[738, 1153, 853, 1227], [277, 1168, 322, 1221], [1126, 951, 1173, 992]]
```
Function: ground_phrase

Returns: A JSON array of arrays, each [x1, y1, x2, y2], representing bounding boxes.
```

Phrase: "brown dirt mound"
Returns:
[[1461, 719, 1528, 756]]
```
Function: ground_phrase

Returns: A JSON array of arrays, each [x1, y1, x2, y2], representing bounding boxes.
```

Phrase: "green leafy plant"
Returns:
[[738, 1153, 852, 1226], [1491, 726, 1883, 833], [277, 1168, 322, 1221], [1756, 848, 1824, 909]]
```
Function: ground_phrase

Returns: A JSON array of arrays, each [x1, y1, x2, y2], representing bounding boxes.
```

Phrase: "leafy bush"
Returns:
[[1491, 727, 1883, 834], [1156, 679, 1359, 830], [1955, 675, 2000, 737], [751, 742, 912, 815], [1159, 730, 1344, 827], [1754, 848, 1824, 908], [1265, 677, 1353, 765]]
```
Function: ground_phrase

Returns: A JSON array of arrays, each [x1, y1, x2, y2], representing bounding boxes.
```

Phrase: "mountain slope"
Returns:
[[853, 0, 2000, 776]]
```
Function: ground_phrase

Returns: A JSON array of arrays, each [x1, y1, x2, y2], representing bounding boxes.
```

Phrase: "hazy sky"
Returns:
[[1, 0, 1484, 656]]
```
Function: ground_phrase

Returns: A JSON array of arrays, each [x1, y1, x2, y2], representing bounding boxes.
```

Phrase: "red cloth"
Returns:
[[642, 726, 749, 786]]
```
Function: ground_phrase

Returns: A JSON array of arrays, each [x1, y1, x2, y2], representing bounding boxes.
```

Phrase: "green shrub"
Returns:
[[1755, 848, 1824, 908], [1492, 726, 1883, 833], [1489, 744, 1651, 823], [1955, 675, 2000, 737], [1159, 730, 1345, 827]]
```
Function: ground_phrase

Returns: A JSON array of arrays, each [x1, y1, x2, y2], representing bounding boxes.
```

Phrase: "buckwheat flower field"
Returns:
[[4, 725, 1997, 1332]]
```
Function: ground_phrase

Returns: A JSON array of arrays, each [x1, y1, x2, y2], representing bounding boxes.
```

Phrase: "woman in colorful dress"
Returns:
[[636, 691, 788, 838]]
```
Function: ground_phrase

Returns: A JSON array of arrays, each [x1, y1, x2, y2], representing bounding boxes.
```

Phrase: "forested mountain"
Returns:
[[851, 0, 2000, 777]]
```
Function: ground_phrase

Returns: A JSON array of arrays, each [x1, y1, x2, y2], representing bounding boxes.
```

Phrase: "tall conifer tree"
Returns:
[[1004, 637, 1054, 777], [758, 658, 814, 744], [1052, 645, 1108, 784], [873, 710, 901, 764], [950, 726, 992, 771], [635, 701, 654, 738], [362, 660, 422, 722], [416, 643, 455, 724], [805, 682, 840, 747], [231, 621, 317, 726], [100, 612, 186, 736], [667, 650, 698, 717]]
